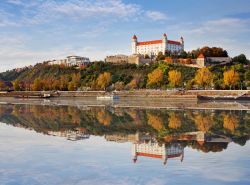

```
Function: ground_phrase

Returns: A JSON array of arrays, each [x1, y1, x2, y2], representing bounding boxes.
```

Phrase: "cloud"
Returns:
[[146, 11, 168, 21], [189, 18, 250, 34]]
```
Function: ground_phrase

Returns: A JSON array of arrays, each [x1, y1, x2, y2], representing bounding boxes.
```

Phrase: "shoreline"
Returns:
[[0, 96, 249, 111], [0, 89, 249, 99]]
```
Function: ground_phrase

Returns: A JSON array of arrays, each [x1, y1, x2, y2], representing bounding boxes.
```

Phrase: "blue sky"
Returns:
[[0, 0, 250, 72]]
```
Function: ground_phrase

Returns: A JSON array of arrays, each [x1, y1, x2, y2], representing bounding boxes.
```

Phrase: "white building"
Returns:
[[48, 55, 91, 67], [132, 34, 184, 56]]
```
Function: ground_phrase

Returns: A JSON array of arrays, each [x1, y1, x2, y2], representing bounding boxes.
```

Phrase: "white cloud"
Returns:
[[146, 11, 168, 21]]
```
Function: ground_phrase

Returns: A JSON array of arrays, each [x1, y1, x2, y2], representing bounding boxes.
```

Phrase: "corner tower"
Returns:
[[132, 35, 137, 54]]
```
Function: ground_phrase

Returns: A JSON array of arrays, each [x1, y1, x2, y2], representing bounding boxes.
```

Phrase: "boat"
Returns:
[[96, 95, 119, 100], [197, 95, 250, 101]]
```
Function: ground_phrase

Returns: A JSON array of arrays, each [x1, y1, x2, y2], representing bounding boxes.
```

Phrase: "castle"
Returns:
[[132, 34, 184, 56]]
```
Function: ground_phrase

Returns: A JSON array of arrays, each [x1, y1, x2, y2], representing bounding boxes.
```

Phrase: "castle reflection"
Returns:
[[0, 103, 249, 165]]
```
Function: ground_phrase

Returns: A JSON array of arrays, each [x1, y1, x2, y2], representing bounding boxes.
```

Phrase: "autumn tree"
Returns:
[[126, 78, 138, 90], [71, 73, 81, 89], [168, 70, 182, 88], [114, 81, 125, 91], [223, 69, 240, 90], [59, 75, 69, 91], [194, 67, 213, 89], [0, 81, 4, 91], [96, 72, 111, 90], [13, 80, 20, 91], [147, 68, 164, 87], [32, 78, 42, 91]]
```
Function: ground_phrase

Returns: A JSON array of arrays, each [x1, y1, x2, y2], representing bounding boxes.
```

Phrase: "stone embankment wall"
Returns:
[[0, 90, 249, 98]]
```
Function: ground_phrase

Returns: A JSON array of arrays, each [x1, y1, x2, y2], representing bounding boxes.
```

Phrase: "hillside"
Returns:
[[0, 61, 249, 91]]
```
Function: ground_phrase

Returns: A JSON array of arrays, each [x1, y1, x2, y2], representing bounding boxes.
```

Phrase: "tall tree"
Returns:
[[33, 78, 42, 91], [223, 69, 240, 89], [0, 81, 4, 91], [96, 72, 111, 90], [194, 67, 213, 89], [147, 68, 164, 87], [168, 70, 182, 88], [13, 80, 20, 91]]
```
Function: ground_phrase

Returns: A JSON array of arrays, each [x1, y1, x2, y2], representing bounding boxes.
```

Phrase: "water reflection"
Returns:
[[0, 104, 249, 153]]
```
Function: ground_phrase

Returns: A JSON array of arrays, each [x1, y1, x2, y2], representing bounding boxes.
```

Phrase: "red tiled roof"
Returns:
[[198, 54, 205, 58], [137, 39, 181, 46], [132, 35, 137, 39], [137, 40, 162, 46], [168, 40, 181, 45]]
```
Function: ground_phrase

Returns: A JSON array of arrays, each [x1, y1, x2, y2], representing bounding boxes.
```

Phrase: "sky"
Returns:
[[0, 0, 250, 72]]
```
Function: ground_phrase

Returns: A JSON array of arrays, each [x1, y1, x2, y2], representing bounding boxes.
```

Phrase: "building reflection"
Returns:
[[105, 131, 232, 165], [48, 128, 90, 141]]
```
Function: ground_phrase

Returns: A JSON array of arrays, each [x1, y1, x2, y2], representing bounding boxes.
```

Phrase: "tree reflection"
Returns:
[[194, 112, 213, 132], [168, 112, 182, 129], [147, 112, 164, 131], [223, 113, 239, 133]]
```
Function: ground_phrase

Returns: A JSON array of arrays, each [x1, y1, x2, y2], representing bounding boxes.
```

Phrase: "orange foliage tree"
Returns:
[[194, 67, 213, 89], [147, 68, 164, 87], [223, 69, 240, 89], [168, 70, 182, 88], [96, 72, 111, 90]]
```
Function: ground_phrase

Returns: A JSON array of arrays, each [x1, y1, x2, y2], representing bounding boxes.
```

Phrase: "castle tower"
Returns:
[[162, 33, 168, 53], [180, 36, 184, 45], [132, 35, 137, 54]]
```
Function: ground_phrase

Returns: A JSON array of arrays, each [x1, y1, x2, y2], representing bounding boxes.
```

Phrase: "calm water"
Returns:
[[0, 100, 249, 185]]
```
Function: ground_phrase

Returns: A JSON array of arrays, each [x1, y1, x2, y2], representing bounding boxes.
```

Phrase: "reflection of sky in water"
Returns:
[[0, 123, 249, 185]]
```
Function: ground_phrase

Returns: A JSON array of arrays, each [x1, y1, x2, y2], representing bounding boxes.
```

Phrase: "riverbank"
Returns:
[[0, 90, 249, 99], [0, 96, 249, 110]]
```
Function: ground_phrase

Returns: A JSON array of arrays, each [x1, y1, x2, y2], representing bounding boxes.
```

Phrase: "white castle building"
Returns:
[[132, 34, 184, 56]]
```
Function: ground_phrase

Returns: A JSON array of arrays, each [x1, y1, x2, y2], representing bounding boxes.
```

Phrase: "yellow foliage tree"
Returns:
[[168, 112, 182, 129], [168, 70, 182, 88], [223, 114, 239, 133], [13, 80, 20, 91], [194, 67, 213, 89], [96, 72, 111, 90], [127, 79, 138, 90], [147, 112, 164, 131], [223, 69, 240, 89], [33, 78, 42, 91], [147, 68, 163, 87]]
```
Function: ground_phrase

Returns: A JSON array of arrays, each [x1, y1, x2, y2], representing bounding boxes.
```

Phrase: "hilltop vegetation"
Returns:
[[0, 52, 249, 91]]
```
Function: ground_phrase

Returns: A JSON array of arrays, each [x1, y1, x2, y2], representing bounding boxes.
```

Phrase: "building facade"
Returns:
[[105, 54, 129, 64], [196, 54, 231, 68], [48, 56, 91, 67], [132, 34, 184, 56]]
